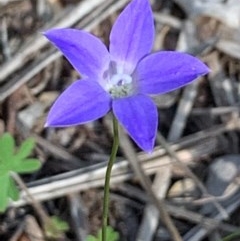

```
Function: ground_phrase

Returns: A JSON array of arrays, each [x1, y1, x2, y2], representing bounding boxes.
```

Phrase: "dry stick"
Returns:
[[192, 176, 240, 205], [138, 82, 199, 241], [118, 128, 183, 241], [174, 118, 239, 149], [11, 172, 65, 239], [137, 166, 171, 241], [137, 88, 197, 240], [10, 172, 49, 225], [167, 81, 199, 142], [135, 115, 238, 240], [10, 121, 235, 239], [138, 120, 239, 240], [33, 134, 83, 163], [68, 193, 88, 241], [15, 133, 219, 205], [13, 137, 217, 210], [191, 106, 240, 116], [156, 133, 229, 219], [14, 121, 235, 207], [116, 185, 238, 233], [0, 17, 11, 61], [0, 50, 61, 102], [9, 140, 238, 235], [13, 171, 238, 234], [153, 12, 182, 29], [166, 202, 237, 232], [182, 193, 240, 241]]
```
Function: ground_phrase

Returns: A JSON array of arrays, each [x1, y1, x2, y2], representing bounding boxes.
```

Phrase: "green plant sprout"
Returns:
[[86, 226, 119, 241], [0, 133, 41, 212], [44, 216, 69, 239]]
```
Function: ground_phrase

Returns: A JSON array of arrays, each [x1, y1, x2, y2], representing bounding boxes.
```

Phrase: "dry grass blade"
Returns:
[[117, 127, 183, 241]]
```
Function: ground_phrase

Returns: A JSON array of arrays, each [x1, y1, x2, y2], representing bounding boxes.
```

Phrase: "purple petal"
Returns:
[[44, 28, 110, 80], [109, 0, 154, 74], [45, 79, 111, 127], [136, 51, 210, 95], [113, 94, 157, 152]]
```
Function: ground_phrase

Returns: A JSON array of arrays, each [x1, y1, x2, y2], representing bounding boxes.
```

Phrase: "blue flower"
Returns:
[[44, 0, 209, 152]]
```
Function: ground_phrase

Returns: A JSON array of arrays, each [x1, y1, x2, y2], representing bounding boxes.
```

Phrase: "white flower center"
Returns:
[[111, 73, 132, 86], [104, 62, 135, 98]]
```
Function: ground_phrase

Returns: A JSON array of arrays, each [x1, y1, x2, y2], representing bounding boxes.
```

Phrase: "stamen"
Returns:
[[103, 63, 135, 98], [111, 73, 132, 86]]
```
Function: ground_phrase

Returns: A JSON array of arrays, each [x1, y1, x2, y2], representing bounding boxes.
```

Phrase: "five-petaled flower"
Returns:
[[44, 0, 209, 152]]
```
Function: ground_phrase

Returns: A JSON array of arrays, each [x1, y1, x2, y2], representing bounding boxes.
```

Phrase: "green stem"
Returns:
[[102, 116, 119, 241], [221, 230, 240, 241]]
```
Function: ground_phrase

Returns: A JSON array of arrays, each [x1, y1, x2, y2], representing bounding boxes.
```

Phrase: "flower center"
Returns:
[[104, 62, 135, 98], [108, 73, 133, 98]]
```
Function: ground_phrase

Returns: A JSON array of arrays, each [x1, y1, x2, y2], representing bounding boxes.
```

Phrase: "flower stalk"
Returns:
[[102, 115, 119, 241], [43, 0, 210, 239]]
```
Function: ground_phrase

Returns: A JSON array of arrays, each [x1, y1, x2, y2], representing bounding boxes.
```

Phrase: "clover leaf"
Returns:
[[0, 133, 41, 212]]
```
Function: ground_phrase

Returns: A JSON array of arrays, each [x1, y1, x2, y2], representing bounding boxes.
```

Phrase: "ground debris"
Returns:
[[0, 0, 240, 240]]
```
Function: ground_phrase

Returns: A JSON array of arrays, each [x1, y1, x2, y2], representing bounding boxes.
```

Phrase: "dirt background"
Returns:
[[1, 0, 240, 240]]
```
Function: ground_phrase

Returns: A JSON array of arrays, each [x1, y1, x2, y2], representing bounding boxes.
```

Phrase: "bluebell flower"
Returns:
[[44, 0, 209, 152]]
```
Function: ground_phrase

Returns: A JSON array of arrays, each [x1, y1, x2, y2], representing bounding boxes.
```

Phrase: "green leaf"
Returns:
[[8, 177, 19, 201], [98, 226, 119, 241], [0, 161, 10, 176], [44, 216, 69, 239], [86, 226, 119, 241], [0, 174, 10, 213], [86, 235, 98, 241], [50, 216, 69, 232], [15, 138, 35, 160], [12, 158, 41, 174], [0, 133, 15, 161], [0, 133, 41, 212]]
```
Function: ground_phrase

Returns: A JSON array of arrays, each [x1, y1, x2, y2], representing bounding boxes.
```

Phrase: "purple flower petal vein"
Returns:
[[44, 0, 210, 152]]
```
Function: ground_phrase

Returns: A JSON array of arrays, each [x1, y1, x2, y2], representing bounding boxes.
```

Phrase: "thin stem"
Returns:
[[102, 116, 119, 241], [117, 130, 183, 241], [221, 230, 240, 241]]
